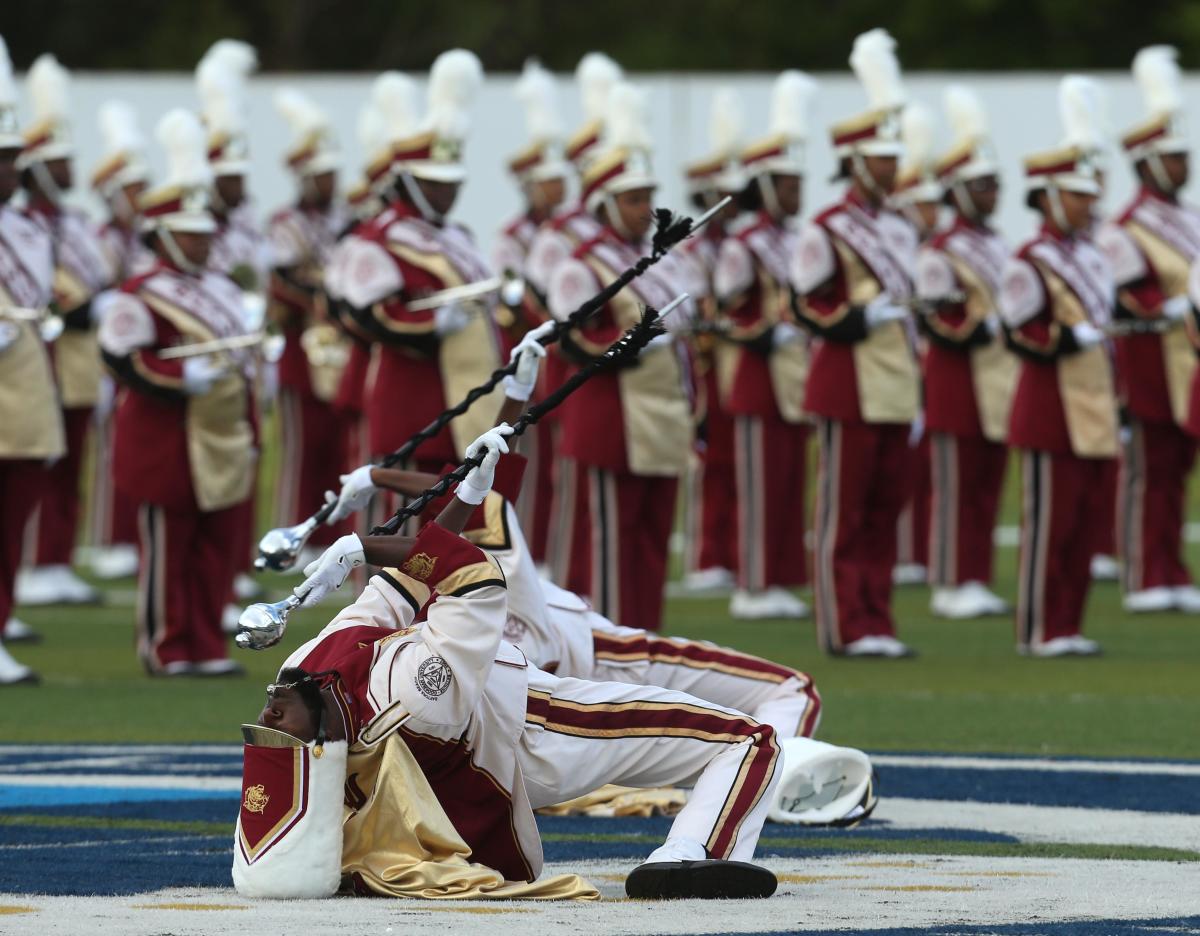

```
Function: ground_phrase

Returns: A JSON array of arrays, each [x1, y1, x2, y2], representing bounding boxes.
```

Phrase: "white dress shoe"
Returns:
[[3, 617, 40, 643], [89, 544, 139, 580], [842, 636, 890, 657], [874, 636, 916, 658], [892, 563, 928, 586], [730, 588, 807, 620], [1173, 585, 1200, 613], [0, 641, 38, 685], [233, 573, 264, 600], [962, 581, 1010, 615], [682, 567, 736, 593], [1123, 587, 1174, 613], [15, 565, 99, 605], [1090, 554, 1120, 581], [222, 603, 243, 635], [195, 658, 246, 677], [1025, 635, 1101, 657]]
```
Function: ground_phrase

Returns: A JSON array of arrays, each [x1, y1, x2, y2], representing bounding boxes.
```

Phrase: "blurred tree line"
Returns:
[[4, 0, 1196, 71]]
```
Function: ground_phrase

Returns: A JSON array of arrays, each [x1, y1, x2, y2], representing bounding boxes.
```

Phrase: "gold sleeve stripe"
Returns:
[[437, 556, 507, 597]]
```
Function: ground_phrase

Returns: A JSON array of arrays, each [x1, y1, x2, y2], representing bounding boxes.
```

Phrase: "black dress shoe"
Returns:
[[625, 859, 777, 900]]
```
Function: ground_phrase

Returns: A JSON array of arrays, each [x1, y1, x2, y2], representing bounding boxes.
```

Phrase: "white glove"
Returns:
[[773, 321, 805, 348], [0, 321, 20, 354], [1163, 294, 1192, 321], [864, 295, 909, 329], [503, 321, 554, 401], [434, 302, 471, 337], [645, 331, 675, 351], [294, 534, 365, 608], [1072, 321, 1105, 349], [325, 464, 378, 525], [181, 355, 231, 395], [458, 424, 514, 505]]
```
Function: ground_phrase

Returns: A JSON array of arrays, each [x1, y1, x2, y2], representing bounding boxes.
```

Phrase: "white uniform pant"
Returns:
[[520, 668, 781, 863]]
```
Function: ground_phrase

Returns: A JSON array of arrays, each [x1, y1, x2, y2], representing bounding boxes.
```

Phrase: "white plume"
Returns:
[[576, 52, 623, 123], [768, 70, 817, 140], [98, 100, 144, 155], [604, 81, 652, 151], [424, 48, 483, 138], [943, 84, 989, 146], [1133, 45, 1182, 116], [196, 40, 256, 135], [274, 87, 329, 141], [28, 54, 71, 124], [1059, 75, 1109, 149], [370, 71, 418, 144], [516, 59, 562, 141], [709, 86, 743, 154], [155, 108, 211, 189], [357, 100, 385, 157], [849, 28, 905, 109], [0, 35, 18, 108], [900, 102, 937, 170]]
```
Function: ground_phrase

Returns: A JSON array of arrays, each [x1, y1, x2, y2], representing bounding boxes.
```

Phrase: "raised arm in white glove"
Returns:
[[1071, 321, 1105, 349], [293, 534, 365, 608], [457, 424, 514, 504], [434, 302, 471, 337], [325, 464, 378, 525], [182, 355, 231, 395], [1162, 294, 1192, 321], [503, 321, 554, 401], [773, 321, 805, 348], [864, 294, 909, 329]]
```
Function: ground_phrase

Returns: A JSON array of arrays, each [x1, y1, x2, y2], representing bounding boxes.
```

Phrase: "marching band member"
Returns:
[[335, 51, 502, 490], [526, 52, 623, 594], [547, 81, 696, 632], [1000, 93, 1117, 657], [16, 54, 109, 607], [889, 103, 941, 588], [88, 100, 153, 582], [918, 86, 1015, 619], [0, 36, 60, 679], [495, 60, 571, 566], [254, 426, 781, 900], [267, 87, 349, 561], [196, 39, 267, 610], [97, 110, 256, 676], [679, 87, 744, 593], [713, 72, 816, 620], [1096, 47, 1200, 613], [790, 29, 918, 657]]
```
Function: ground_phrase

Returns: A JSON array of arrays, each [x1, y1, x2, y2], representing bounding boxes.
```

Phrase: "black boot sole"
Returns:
[[625, 860, 777, 900]]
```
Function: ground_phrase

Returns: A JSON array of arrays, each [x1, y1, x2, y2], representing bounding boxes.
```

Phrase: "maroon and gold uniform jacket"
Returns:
[[267, 202, 349, 403], [791, 191, 920, 425], [0, 203, 63, 460], [27, 200, 113, 409], [280, 522, 542, 883], [547, 224, 695, 476], [916, 215, 1017, 442], [97, 220, 154, 284], [208, 201, 270, 290], [1095, 187, 1200, 427], [329, 201, 501, 461], [713, 211, 807, 423], [999, 225, 1118, 458], [97, 261, 257, 511]]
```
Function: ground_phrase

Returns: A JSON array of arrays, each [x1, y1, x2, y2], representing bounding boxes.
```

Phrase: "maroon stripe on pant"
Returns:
[[591, 632, 800, 684], [707, 724, 779, 860]]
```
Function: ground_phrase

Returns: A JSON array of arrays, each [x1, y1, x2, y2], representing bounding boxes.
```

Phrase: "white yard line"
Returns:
[[870, 753, 1200, 777], [0, 774, 240, 791]]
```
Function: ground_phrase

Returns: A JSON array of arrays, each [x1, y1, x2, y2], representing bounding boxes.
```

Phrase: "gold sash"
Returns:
[[1031, 262, 1119, 458], [1123, 221, 1197, 426], [52, 267, 102, 407], [141, 292, 256, 511], [944, 255, 1018, 442], [834, 242, 920, 424], [390, 244, 502, 456], [0, 295, 65, 459], [761, 267, 809, 424], [341, 735, 598, 900]]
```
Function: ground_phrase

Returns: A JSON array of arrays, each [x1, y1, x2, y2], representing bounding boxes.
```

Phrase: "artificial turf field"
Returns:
[[3, 419, 1200, 933]]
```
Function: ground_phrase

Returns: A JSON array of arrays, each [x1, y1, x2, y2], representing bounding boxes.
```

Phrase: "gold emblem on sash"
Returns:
[[402, 552, 437, 581], [243, 784, 270, 814]]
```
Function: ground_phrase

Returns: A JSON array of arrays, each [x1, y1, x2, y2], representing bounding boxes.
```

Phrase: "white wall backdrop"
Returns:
[[21, 69, 1193, 259]]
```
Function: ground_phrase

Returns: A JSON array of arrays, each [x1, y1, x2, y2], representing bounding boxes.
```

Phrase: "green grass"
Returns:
[[5, 412, 1200, 758], [6, 562, 1200, 757]]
